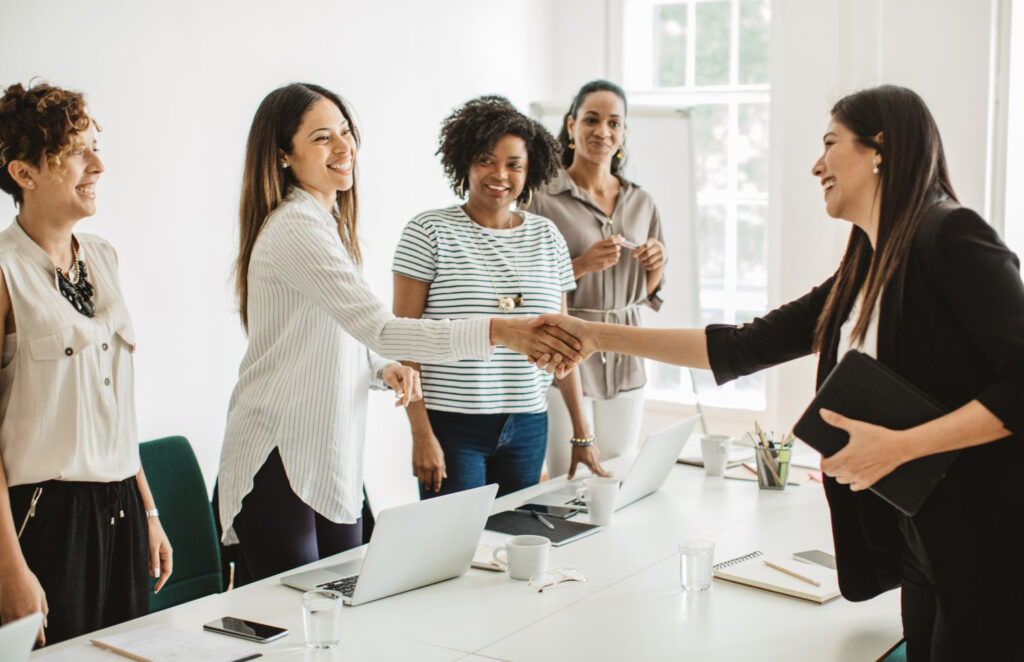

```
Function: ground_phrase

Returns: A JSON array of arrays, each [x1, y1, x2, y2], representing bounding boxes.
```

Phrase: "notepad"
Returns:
[[85, 625, 262, 662], [712, 551, 841, 604], [485, 510, 600, 546]]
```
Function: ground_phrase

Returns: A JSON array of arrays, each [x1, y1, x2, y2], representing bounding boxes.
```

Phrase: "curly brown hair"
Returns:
[[437, 95, 560, 205], [0, 81, 94, 205]]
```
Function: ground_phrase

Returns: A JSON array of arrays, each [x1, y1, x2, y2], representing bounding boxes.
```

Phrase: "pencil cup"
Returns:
[[678, 540, 714, 591], [303, 589, 344, 649], [754, 446, 791, 490]]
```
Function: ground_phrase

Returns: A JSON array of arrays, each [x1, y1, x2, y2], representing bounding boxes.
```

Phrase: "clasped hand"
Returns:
[[819, 408, 912, 491]]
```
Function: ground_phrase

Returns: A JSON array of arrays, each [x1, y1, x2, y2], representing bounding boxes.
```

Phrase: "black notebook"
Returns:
[[793, 350, 957, 516], [485, 510, 600, 546]]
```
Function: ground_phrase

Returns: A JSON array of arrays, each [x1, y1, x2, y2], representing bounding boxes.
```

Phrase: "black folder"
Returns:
[[485, 510, 600, 546], [793, 350, 958, 516]]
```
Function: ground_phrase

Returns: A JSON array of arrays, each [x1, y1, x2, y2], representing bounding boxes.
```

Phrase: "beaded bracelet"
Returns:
[[570, 436, 596, 448]]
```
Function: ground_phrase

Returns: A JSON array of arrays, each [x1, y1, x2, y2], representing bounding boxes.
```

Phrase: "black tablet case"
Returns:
[[485, 510, 600, 546], [793, 350, 958, 516]]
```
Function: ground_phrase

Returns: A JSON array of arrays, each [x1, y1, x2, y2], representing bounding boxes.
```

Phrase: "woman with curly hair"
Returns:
[[393, 96, 609, 498], [532, 80, 667, 478], [0, 81, 172, 645], [216, 85, 581, 585]]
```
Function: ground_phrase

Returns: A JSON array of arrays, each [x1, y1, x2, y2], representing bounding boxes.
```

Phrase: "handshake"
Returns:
[[490, 315, 597, 378]]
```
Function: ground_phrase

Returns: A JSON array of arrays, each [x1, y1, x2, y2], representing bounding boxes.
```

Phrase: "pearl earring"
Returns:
[[872, 160, 879, 175]]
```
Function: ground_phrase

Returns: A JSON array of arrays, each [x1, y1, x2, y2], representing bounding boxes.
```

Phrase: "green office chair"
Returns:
[[880, 640, 907, 661], [139, 436, 222, 612]]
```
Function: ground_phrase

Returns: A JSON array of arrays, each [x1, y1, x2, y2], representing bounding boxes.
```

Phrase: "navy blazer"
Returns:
[[706, 202, 1024, 604]]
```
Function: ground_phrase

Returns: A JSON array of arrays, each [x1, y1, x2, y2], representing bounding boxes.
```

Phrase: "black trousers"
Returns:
[[898, 514, 1019, 662], [229, 448, 363, 586], [9, 478, 149, 646]]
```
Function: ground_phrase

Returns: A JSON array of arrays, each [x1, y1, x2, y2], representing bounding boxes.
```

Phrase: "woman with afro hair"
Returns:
[[393, 96, 609, 498]]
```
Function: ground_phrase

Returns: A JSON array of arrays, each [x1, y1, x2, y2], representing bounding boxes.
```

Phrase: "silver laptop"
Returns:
[[531, 415, 700, 511], [281, 483, 497, 605], [0, 612, 42, 662]]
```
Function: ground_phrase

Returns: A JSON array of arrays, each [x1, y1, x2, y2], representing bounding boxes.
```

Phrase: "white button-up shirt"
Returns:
[[218, 188, 491, 543]]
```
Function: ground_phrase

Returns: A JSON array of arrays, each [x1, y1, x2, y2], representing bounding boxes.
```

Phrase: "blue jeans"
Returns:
[[422, 410, 548, 499]]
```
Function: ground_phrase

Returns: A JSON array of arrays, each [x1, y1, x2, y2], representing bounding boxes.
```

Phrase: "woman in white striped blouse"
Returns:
[[216, 84, 581, 584], [393, 96, 609, 499]]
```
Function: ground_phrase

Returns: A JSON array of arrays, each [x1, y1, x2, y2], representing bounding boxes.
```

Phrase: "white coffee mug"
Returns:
[[493, 535, 551, 580], [700, 434, 731, 477], [576, 477, 620, 526]]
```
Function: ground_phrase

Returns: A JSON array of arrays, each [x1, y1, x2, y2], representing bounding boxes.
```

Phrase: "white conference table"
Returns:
[[35, 454, 902, 662]]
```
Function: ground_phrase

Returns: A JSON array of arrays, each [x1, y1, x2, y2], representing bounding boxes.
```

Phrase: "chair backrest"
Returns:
[[139, 436, 222, 612]]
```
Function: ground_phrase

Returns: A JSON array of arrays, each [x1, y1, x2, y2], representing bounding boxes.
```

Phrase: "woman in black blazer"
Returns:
[[531, 85, 1024, 661]]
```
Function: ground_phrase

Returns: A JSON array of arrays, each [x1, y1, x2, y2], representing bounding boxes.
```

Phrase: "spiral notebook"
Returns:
[[712, 551, 841, 604]]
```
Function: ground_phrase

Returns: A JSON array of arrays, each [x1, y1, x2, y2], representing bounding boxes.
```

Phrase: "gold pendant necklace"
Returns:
[[467, 210, 524, 313]]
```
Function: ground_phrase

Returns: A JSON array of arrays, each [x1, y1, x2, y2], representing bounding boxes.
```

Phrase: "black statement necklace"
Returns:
[[55, 237, 95, 317]]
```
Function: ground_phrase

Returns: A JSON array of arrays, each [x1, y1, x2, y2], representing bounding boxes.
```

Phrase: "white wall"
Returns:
[[0, 0, 556, 501], [768, 0, 995, 430], [1006, 0, 1024, 257]]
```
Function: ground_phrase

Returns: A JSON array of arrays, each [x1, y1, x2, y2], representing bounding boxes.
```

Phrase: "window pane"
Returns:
[[737, 204, 767, 290], [695, 1, 731, 86], [693, 104, 729, 193], [737, 102, 769, 194], [738, 1, 771, 84], [650, 362, 683, 392], [698, 204, 726, 284], [656, 4, 688, 87]]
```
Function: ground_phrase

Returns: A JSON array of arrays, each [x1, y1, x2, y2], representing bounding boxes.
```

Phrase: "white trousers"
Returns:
[[544, 386, 646, 478]]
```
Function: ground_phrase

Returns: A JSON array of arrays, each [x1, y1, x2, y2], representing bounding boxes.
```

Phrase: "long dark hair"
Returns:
[[236, 83, 361, 331], [557, 79, 628, 174], [813, 85, 958, 352]]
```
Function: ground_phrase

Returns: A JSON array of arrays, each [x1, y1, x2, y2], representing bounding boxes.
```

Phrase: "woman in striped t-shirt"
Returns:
[[394, 96, 609, 498]]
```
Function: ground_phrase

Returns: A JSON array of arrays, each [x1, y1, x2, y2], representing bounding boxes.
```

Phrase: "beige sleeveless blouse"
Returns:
[[0, 219, 139, 485]]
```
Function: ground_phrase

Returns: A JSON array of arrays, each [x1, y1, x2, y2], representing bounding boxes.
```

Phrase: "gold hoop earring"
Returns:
[[457, 177, 467, 199], [568, 139, 575, 150], [519, 188, 533, 209], [616, 149, 623, 160]]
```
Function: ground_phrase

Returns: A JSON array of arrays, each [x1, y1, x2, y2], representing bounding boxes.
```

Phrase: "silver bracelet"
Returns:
[[570, 436, 596, 448], [145, 508, 160, 518]]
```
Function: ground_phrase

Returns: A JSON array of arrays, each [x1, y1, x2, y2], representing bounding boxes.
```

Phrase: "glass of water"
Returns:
[[302, 589, 343, 649], [678, 540, 715, 591]]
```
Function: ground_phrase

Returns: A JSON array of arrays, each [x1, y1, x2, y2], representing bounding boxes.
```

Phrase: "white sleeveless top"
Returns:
[[0, 219, 140, 486]]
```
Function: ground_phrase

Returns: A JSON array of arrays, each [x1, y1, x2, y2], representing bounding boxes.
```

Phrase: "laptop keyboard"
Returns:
[[318, 574, 359, 597]]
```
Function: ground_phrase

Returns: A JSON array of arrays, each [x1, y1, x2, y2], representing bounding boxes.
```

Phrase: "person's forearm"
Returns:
[[902, 400, 1011, 462], [554, 370, 591, 439], [646, 264, 664, 298], [572, 256, 590, 280], [135, 468, 157, 512], [591, 323, 710, 369], [403, 364, 434, 438], [0, 465, 30, 576]]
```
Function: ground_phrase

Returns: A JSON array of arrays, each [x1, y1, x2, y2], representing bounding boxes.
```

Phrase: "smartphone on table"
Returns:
[[203, 617, 289, 643], [516, 503, 582, 519], [792, 549, 837, 570]]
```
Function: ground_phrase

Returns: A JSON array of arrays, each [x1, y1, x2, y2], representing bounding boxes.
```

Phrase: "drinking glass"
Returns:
[[302, 589, 343, 649]]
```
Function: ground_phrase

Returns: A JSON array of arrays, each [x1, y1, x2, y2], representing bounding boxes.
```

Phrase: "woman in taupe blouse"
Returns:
[[530, 80, 666, 477]]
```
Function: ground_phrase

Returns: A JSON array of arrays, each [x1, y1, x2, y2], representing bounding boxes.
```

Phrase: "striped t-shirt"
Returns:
[[393, 206, 576, 414]]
